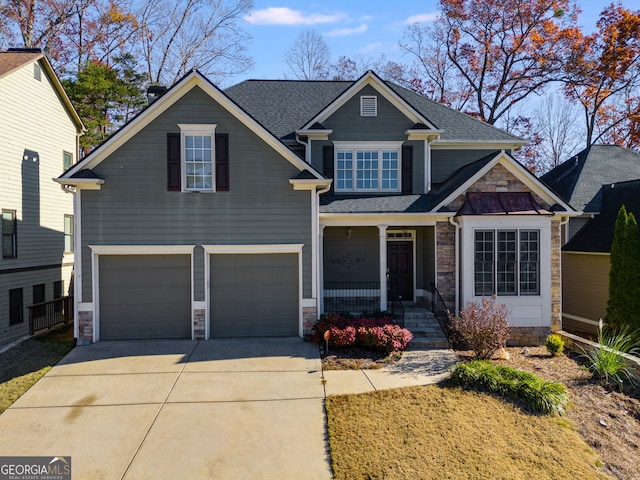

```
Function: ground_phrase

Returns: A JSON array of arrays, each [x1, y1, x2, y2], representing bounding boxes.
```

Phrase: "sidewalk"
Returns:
[[322, 349, 459, 396]]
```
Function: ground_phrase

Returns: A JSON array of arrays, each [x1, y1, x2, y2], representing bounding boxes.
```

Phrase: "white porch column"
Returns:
[[319, 225, 326, 315], [378, 225, 388, 311]]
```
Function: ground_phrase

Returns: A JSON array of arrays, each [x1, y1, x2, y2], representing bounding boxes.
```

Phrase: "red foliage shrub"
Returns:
[[448, 296, 511, 359], [312, 313, 413, 352]]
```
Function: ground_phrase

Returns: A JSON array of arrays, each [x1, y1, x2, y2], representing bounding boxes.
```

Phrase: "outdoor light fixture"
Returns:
[[347, 227, 352, 239]]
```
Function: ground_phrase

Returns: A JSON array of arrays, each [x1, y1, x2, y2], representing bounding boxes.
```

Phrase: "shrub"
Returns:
[[450, 360, 569, 415], [545, 334, 565, 356], [312, 313, 413, 353], [448, 296, 511, 359], [580, 325, 640, 389]]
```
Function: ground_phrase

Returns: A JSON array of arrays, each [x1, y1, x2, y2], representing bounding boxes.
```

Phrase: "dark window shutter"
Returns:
[[167, 133, 180, 191], [215, 133, 229, 191], [402, 145, 413, 194], [323, 145, 334, 192]]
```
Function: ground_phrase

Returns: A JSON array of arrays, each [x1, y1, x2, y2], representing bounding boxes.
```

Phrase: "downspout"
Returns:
[[295, 133, 311, 164], [449, 216, 460, 315]]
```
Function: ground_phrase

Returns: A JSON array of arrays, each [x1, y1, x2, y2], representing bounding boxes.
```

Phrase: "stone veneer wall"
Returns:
[[435, 221, 456, 308], [447, 163, 550, 211], [78, 311, 93, 345], [508, 326, 551, 346], [193, 309, 205, 340], [303, 306, 317, 335]]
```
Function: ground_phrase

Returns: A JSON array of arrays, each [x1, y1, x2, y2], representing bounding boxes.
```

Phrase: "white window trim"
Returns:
[[178, 123, 217, 193], [333, 141, 402, 193]]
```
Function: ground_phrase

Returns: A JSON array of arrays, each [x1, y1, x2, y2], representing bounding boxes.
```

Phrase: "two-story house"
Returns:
[[56, 70, 576, 346], [1, 48, 84, 347]]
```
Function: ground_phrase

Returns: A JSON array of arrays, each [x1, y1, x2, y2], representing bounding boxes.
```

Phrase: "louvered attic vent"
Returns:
[[360, 96, 377, 117]]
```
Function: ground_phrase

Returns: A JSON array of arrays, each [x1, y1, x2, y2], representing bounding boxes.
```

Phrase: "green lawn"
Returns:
[[326, 384, 612, 480], [0, 324, 74, 414]]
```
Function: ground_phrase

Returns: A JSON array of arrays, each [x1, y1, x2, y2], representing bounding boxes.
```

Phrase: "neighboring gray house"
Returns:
[[541, 145, 640, 241], [57, 70, 576, 346], [0, 49, 84, 347]]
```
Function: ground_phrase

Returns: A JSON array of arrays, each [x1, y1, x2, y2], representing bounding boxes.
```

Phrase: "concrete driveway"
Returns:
[[0, 338, 332, 480]]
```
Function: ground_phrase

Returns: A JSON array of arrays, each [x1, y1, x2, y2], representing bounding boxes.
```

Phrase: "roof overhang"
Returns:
[[405, 128, 444, 141], [430, 140, 528, 150], [289, 178, 332, 191], [301, 70, 439, 131], [295, 129, 333, 140], [432, 150, 578, 215], [53, 177, 104, 190]]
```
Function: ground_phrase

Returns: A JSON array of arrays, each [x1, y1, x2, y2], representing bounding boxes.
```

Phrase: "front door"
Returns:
[[387, 241, 413, 301]]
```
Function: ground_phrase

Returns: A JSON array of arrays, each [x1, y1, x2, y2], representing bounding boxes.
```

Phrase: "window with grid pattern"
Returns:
[[334, 144, 401, 192], [474, 229, 539, 296]]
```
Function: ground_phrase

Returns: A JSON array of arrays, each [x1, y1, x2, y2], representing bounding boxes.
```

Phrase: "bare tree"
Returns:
[[136, 0, 253, 86], [283, 28, 330, 80], [534, 94, 582, 172]]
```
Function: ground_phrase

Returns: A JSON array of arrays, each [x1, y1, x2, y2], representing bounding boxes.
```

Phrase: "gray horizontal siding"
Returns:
[[323, 227, 379, 283], [81, 86, 313, 302], [431, 149, 500, 184]]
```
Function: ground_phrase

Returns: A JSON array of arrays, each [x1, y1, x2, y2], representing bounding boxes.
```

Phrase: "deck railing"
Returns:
[[323, 282, 380, 314], [28, 296, 73, 335]]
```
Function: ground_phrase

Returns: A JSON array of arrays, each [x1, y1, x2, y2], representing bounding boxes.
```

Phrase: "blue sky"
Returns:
[[241, 1, 638, 81]]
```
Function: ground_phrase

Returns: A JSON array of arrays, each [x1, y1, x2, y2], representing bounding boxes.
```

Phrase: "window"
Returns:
[[334, 143, 401, 192], [2, 210, 17, 259], [33, 284, 45, 304], [178, 124, 216, 192], [53, 280, 64, 299], [64, 215, 73, 253], [474, 229, 539, 296], [360, 96, 377, 116], [63, 151, 73, 170], [9, 288, 23, 325]]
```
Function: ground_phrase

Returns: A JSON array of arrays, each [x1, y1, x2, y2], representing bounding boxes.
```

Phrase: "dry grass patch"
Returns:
[[326, 385, 611, 480], [0, 324, 74, 414]]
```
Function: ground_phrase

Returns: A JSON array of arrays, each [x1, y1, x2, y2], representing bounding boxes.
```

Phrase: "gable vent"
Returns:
[[360, 96, 377, 117]]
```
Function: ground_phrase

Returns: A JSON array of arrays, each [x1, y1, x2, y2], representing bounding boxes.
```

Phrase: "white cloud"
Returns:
[[401, 12, 438, 25], [324, 23, 368, 37], [244, 7, 346, 25]]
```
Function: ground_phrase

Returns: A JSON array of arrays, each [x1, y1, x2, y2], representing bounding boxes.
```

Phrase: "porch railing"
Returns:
[[388, 292, 405, 328], [323, 282, 380, 314], [430, 282, 452, 349], [28, 296, 74, 335]]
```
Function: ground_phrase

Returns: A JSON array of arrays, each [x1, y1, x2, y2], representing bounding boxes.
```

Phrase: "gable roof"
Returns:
[[0, 49, 84, 133], [541, 145, 640, 212], [58, 69, 325, 182], [319, 151, 575, 215], [224, 73, 526, 147], [563, 180, 640, 253]]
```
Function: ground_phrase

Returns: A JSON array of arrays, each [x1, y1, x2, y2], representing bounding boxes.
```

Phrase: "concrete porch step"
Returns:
[[407, 338, 451, 349]]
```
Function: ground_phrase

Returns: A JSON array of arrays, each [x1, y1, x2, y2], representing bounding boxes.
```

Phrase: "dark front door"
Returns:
[[387, 241, 413, 301]]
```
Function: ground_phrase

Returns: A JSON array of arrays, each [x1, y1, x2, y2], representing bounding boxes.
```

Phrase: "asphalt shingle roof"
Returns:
[[541, 145, 640, 212], [224, 78, 524, 144], [0, 49, 42, 78], [563, 179, 640, 253]]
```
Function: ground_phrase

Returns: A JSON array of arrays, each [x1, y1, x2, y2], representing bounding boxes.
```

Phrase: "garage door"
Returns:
[[99, 255, 191, 340], [210, 253, 299, 337]]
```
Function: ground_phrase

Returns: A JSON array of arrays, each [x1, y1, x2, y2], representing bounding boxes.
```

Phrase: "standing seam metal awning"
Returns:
[[456, 192, 553, 216]]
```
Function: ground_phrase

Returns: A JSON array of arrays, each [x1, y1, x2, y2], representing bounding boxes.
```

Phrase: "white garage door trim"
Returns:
[[203, 244, 304, 338], [90, 245, 195, 342]]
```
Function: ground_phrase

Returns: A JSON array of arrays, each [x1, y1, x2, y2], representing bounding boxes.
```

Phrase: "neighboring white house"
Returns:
[[0, 48, 84, 346]]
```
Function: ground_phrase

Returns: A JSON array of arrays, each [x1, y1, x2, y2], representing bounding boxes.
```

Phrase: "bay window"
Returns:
[[474, 229, 539, 296]]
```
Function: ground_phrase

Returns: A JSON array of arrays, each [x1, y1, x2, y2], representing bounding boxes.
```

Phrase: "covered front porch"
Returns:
[[319, 223, 439, 314]]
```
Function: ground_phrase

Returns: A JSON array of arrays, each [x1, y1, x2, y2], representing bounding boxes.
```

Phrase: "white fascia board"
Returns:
[[301, 71, 437, 130], [53, 177, 105, 190], [89, 245, 196, 255], [406, 129, 444, 141], [431, 151, 576, 213], [295, 129, 333, 140], [61, 71, 324, 181], [204, 244, 304, 254], [289, 179, 332, 190]]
